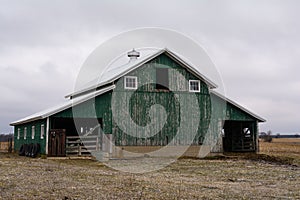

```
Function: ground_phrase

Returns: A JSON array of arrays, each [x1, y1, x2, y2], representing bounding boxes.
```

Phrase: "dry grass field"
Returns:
[[0, 138, 299, 199], [259, 138, 300, 166]]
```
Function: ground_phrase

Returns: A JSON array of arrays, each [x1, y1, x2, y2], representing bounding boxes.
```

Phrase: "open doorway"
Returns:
[[49, 117, 103, 156], [223, 120, 257, 152]]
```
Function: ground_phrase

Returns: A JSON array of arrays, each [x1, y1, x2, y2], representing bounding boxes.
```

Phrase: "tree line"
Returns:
[[0, 133, 14, 142]]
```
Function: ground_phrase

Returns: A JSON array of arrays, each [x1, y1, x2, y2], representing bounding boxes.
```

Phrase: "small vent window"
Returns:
[[124, 76, 137, 89], [189, 80, 200, 92], [17, 128, 20, 140], [24, 127, 27, 140], [40, 124, 45, 139], [32, 126, 35, 139]]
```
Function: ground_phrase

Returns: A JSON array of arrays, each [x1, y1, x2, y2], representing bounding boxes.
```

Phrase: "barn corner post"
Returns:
[[45, 117, 49, 155], [255, 120, 259, 153], [213, 119, 225, 153]]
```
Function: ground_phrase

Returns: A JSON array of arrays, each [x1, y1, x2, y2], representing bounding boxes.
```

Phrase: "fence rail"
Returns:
[[66, 135, 101, 156]]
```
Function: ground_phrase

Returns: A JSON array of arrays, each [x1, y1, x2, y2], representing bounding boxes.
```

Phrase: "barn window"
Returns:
[[156, 68, 169, 90], [124, 76, 137, 89], [40, 124, 44, 139], [24, 127, 27, 140], [32, 126, 35, 139], [17, 128, 20, 140], [189, 80, 200, 92]]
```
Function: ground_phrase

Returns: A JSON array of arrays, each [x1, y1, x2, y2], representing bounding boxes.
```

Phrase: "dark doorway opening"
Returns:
[[49, 117, 103, 156], [51, 117, 103, 137], [223, 120, 257, 152], [156, 68, 169, 90]]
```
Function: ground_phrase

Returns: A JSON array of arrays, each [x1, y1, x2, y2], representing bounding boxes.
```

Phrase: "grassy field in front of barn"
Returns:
[[0, 138, 299, 199]]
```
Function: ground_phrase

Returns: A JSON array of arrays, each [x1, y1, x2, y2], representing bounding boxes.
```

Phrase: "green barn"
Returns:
[[10, 48, 265, 157]]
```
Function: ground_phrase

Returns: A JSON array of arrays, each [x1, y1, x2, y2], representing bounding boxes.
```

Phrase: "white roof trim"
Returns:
[[211, 91, 266, 122], [10, 85, 115, 126], [65, 48, 217, 99]]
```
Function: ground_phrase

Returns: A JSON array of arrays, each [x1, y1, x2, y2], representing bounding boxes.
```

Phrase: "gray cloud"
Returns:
[[0, 0, 299, 134]]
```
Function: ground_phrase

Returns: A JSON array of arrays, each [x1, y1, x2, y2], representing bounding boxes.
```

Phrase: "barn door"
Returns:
[[48, 129, 66, 156]]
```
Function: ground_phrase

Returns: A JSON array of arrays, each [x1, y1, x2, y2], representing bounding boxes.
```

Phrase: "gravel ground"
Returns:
[[0, 153, 299, 199]]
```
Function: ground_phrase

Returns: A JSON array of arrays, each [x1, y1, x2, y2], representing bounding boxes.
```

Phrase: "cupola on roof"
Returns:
[[127, 49, 140, 61]]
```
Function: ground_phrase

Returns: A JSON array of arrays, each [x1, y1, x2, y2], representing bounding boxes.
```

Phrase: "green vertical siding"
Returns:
[[112, 53, 212, 145], [52, 91, 112, 134], [14, 119, 47, 154], [210, 93, 258, 121], [226, 103, 256, 121]]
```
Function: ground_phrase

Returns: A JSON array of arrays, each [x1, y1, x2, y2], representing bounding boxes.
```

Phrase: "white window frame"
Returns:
[[40, 124, 44, 139], [17, 128, 20, 140], [24, 127, 27, 140], [124, 76, 138, 89], [32, 126, 35, 139], [189, 80, 201, 92]]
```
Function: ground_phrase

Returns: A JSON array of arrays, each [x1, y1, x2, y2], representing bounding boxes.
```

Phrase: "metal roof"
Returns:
[[211, 90, 266, 122], [65, 48, 218, 99], [10, 85, 115, 126]]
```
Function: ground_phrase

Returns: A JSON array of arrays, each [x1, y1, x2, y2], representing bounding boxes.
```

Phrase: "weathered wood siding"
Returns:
[[112, 53, 212, 145], [210, 93, 258, 122]]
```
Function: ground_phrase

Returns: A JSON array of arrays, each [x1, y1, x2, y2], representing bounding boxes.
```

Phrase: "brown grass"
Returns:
[[259, 138, 300, 166], [0, 139, 299, 199], [0, 152, 299, 199]]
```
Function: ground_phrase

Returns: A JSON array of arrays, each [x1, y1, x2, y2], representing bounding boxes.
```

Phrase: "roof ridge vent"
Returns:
[[127, 48, 140, 61]]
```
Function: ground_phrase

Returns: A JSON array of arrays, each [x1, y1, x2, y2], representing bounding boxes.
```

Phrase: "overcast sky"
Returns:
[[0, 0, 299, 134]]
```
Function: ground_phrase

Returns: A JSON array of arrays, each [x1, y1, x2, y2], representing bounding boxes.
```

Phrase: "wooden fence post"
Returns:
[[96, 137, 99, 151], [78, 145, 82, 156]]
